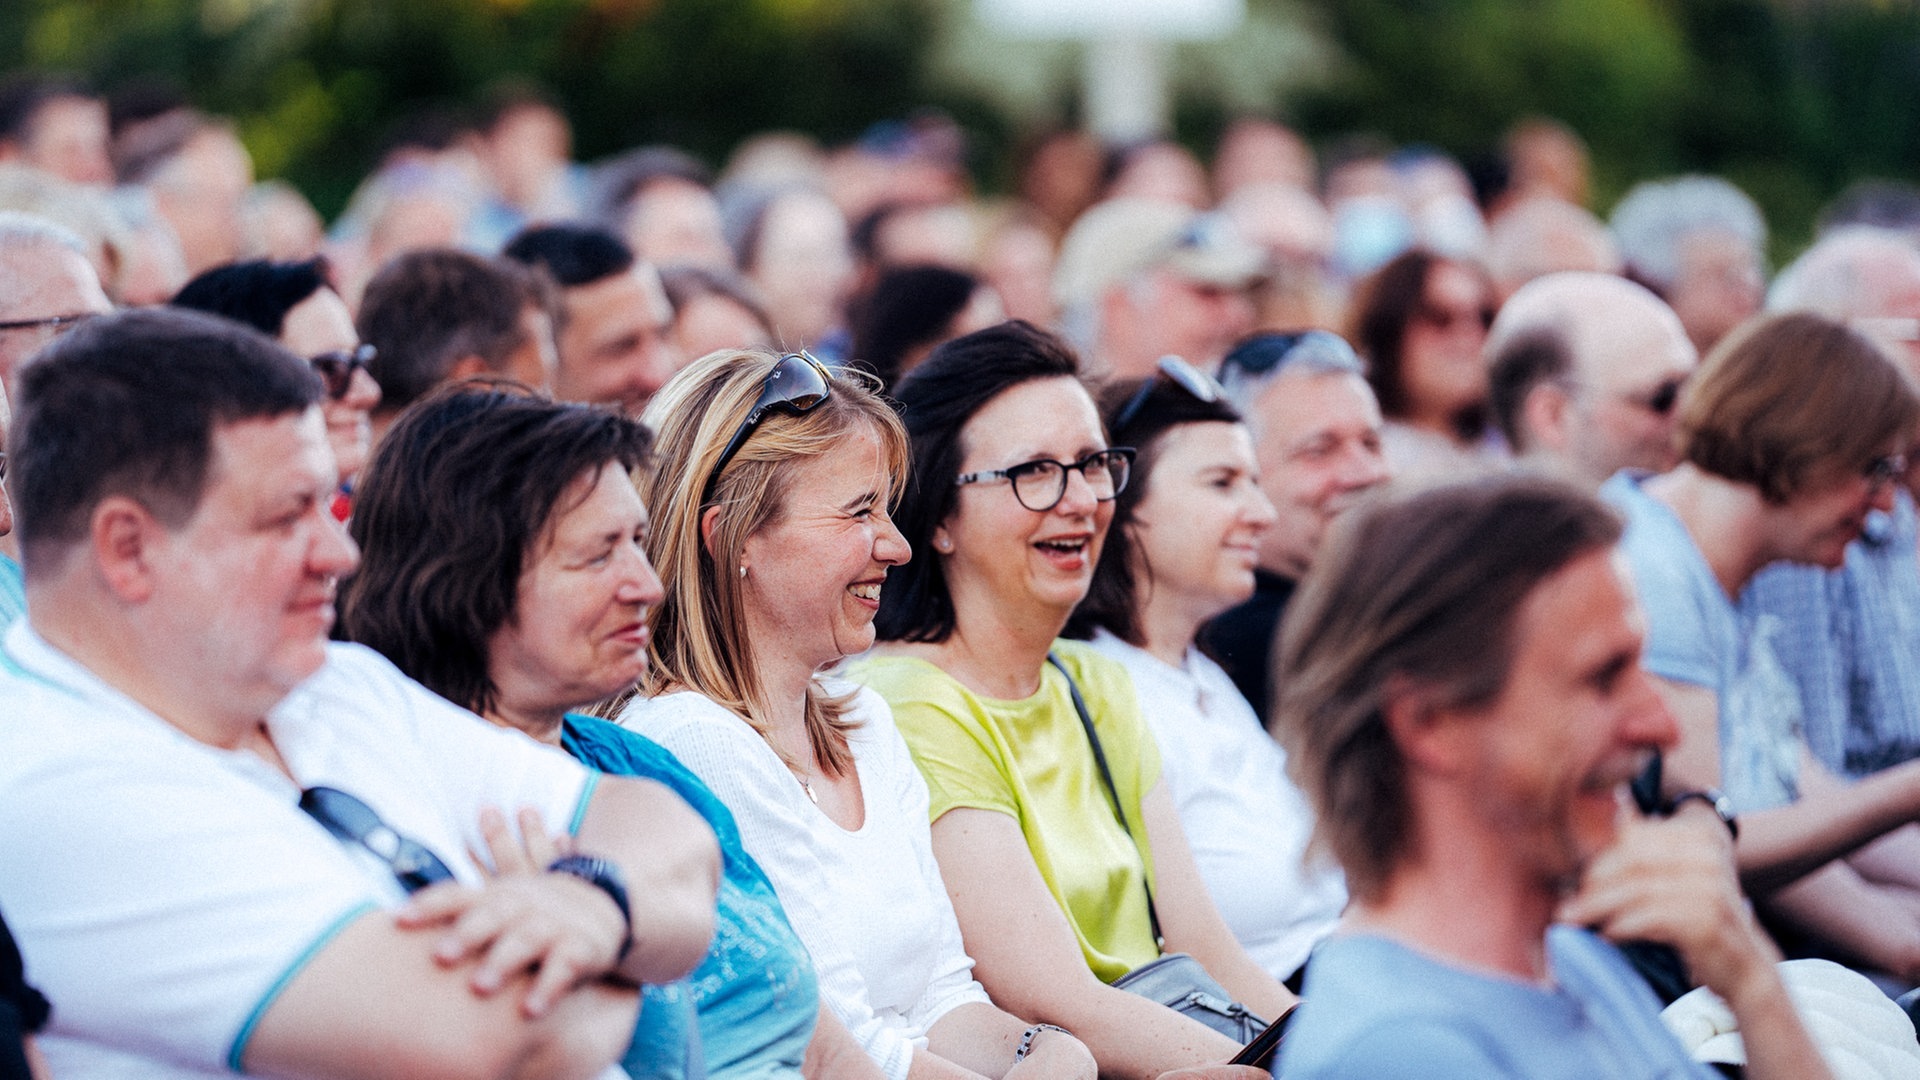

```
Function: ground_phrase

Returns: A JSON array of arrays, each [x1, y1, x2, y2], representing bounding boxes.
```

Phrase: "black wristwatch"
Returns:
[[547, 854, 635, 963], [1666, 788, 1739, 840]]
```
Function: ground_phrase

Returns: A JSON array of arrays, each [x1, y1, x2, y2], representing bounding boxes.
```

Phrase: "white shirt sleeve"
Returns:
[[627, 694, 923, 1080]]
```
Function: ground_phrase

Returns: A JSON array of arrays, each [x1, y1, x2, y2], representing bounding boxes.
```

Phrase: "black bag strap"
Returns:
[[1048, 651, 1165, 950]]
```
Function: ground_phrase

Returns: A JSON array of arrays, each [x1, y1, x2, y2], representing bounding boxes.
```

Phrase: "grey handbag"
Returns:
[[1046, 653, 1270, 1043]]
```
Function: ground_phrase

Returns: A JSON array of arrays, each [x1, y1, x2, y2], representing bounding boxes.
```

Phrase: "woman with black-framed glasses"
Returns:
[[852, 321, 1293, 1080], [171, 257, 383, 510], [622, 348, 1097, 1080]]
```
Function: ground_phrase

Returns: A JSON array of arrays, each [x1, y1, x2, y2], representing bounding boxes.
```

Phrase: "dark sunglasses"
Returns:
[[702, 351, 833, 505], [308, 343, 376, 401], [1414, 303, 1495, 333], [1112, 355, 1226, 433], [1220, 330, 1361, 378], [1629, 377, 1687, 417], [0, 311, 98, 333], [300, 786, 455, 894], [1866, 453, 1909, 488], [955, 447, 1136, 513]]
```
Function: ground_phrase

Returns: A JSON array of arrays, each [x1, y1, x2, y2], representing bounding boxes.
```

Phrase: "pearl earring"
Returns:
[[739, 565, 749, 578]]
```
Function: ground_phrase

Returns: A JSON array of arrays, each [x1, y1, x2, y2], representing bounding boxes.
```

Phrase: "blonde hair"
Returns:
[[639, 348, 910, 777]]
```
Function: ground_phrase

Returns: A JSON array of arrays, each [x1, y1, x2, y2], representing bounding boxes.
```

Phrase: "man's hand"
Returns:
[[1558, 804, 1778, 1001], [397, 806, 629, 1019]]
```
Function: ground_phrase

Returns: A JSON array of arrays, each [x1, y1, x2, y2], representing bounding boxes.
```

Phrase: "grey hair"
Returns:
[[0, 209, 91, 257], [1766, 226, 1920, 320], [1610, 175, 1767, 289], [1217, 330, 1368, 424]]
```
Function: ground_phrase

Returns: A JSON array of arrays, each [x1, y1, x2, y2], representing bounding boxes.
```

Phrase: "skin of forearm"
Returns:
[[574, 778, 723, 984], [505, 981, 643, 1080], [802, 1004, 889, 1080], [1715, 969, 1834, 1080], [1734, 769, 1920, 890]]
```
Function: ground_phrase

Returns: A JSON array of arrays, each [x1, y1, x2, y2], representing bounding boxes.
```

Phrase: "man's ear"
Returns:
[[447, 354, 490, 382], [1380, 674, 1476, 778], [1522, 381, 1574, 454], [90, 496, 162, 603]]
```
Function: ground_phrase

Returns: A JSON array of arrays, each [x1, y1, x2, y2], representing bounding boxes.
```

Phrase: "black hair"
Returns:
[[11, 308, 322, 572], [171, 258, 330, 339], [502, 224, 635, 289], [1486, 326, 1574, 451], [849, 265, 979, 391], [875, 319, 1083, 643], [1066, 375, 1243, 645], [357, 250, 545, 413], [342, 386, 652, 716], [0, 74, 94, 144]]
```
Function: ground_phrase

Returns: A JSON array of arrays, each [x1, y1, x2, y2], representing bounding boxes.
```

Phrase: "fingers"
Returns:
[[516, 806, 563, 869], [476, 806, 560, 878], [393, 881, 480, 929]]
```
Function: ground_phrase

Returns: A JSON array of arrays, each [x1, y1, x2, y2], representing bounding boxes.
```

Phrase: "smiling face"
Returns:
[[938, 376, 1115, 630], [1251, 371, 1391, 578], [147, 408, 360, 718], [739, 424, 910, 672], [1768, 455, 1901, 570], [487, 464, 663, 719], [280, 287, 381, 485], [1446, 548, 1677, 890], [1129, 421, 1276, 623], [555, 264, 679, 415], [1400, 260, 1492, 425]]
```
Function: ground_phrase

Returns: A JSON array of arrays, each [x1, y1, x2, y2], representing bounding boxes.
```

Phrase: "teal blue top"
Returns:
[[564, 714, 816, 1080], [0, 553, 23, 630]]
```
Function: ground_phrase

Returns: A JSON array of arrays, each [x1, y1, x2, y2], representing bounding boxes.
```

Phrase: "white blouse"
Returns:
[[1090, 629, 1346, 979], [620, 683, 990, 1080]]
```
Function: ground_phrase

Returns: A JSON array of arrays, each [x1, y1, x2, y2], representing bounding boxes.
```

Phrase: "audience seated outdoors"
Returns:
[[170, 257, 383, 510], [1064, 357, 1346, 983], [1273, 476, 1829, 1079], [10, 76, 1920, 1078], [0, 308, 720, 1080], [622, 348, 1101, 1080], [339, 386, 826, 1080], [1603, 312, 1920, 985], [854, 321, 1298, 1079]]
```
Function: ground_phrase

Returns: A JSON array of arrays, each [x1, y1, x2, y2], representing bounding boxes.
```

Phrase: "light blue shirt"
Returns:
[[1742, 490, 1920, 778], [1279, 927, 1715, 1079], [0, 553, 23, 630], [1603, 472, 1804, 813]]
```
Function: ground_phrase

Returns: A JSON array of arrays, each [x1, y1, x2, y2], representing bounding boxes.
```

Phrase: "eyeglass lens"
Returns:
[[308, 345, 373, 401], [1012, 451, 1132, 512]]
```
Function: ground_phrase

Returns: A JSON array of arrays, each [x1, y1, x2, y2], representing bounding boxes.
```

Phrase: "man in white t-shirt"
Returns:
[[0, 308, 720, 1080]]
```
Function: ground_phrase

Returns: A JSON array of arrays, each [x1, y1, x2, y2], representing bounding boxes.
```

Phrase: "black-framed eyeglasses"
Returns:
[[0, 450, 7, 481], [1219, 330, 1361, 380], [308, 343, 376, 401], [0, 312, 99, 333], [1112, 355, 1225, 434], [702, 351, 833, 505], [955, 447, 1135, 513], [1865, 453, 1908, 489], [300, 786, 455, 894]]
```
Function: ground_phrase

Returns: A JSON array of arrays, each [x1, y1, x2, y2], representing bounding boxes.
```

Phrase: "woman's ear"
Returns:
[[699, 504, 723, 559]]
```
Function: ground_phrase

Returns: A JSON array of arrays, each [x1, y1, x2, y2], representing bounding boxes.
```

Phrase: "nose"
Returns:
[[874, 512, 912, 566], [313, 509, 361, 578], [1245, 484, 1279, 530], [1339, 441, 1392, 489], [617, 541, 666, 609], [1055, 463, 1102, 516], [346, 365, 382, 410], [1618, 669, 1680, 753], [1871, 479, 1898, 514]]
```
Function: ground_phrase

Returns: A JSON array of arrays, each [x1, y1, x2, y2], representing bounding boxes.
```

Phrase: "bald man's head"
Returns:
[[1487, 272, 1696, 487], [1769, 227, 1920, 375]]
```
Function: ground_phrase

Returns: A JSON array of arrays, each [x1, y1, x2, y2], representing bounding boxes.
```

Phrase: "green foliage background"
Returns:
[[4, 0, 1917, 256]]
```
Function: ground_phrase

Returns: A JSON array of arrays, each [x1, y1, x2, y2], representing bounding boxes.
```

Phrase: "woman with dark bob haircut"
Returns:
[[339, 386, 826, 1080], [1346, 248, 1498, 480], [850, 321, 1297, 1079]]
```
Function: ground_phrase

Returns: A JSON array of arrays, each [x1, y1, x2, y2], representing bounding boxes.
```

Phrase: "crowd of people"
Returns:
[[6, 67, 1920, 1080]]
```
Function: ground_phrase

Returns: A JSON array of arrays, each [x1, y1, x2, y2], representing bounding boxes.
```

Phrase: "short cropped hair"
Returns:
[[356, 250, 549, 413], [1680, 312, 1920, 503], [0, 74, 93, 145], [1610, 175, 1766, 292], [1274, 475, 1623, 902], [875, 320, 1084, 644], [10, 308, 321, 573], [502, 223, 633, 289], [1486, 327, 1574, 451], [342, 387, 653, 716], [171, 258, 328, 339], [1066, 373, 1243, 646], [639, 349, 908, 778]]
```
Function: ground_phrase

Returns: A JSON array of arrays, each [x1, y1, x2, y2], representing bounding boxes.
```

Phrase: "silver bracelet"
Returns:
[[1014, 1023, 1070, 1063]]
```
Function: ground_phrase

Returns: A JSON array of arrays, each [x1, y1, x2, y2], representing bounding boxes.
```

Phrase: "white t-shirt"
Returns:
[[621, 684, 989, 1080], [0, 622, 597, 1080], [1090, 630, 1346, 979]]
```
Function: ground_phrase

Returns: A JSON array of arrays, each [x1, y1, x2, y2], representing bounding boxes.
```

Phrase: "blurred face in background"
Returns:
[[748, 191, 853, 349]]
